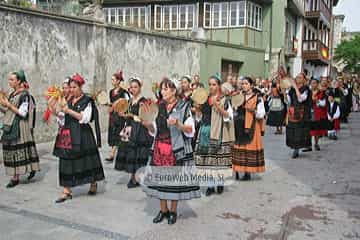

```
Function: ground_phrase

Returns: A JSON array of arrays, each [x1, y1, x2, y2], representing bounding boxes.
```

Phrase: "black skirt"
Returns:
[[115, 142, 149, 174], [266, 110, 286, 127], [114, 121, 153, 174], [286, 122, 311, 149], [108, 113, 125, 146], [56, 125, 105, 187]]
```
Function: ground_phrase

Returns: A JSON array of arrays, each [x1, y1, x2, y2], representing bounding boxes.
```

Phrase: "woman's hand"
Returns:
[[0, 97, 10, 108], [61, 104, 69, 114], [167, 117, 178, 126]]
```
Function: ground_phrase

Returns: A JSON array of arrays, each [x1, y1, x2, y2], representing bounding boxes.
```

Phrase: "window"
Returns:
[[154, 4, 196, 30], [188, 5, 194, 29], [133, 8, 139, 27], [204, 1, 260, 29], [104, 7, 149, 29], [230, 2, 237, 26], [155, 5, 162, 29], [204, 3, 211, 28], [179, 5, 187, 29], [140, 7, 146, 28], [246, 1, 262, 30], [124, 8, 131, 26], [164, 6, 170, 29], [170, 6, 178, 29], [213, 3, 220, 27], [117, 8, 124, 26], [110, 8, 116, 24], [212, 2, 228, 28]]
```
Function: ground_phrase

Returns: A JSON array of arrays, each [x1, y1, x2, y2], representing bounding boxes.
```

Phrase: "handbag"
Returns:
[[55, 127, 72, 150]]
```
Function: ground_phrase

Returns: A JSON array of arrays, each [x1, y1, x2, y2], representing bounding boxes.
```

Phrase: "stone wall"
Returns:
[[0, 4, 201, 142]]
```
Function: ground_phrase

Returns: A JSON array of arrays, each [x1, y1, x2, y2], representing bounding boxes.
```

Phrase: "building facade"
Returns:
[[302, 0, 339, 79], [102, 0, 273, 80], [88, 0, 338, 80]]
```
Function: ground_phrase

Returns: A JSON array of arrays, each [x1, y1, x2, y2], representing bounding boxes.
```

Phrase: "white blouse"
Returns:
[[328, 102, 340, 120], [57, 103, 92, 126], [287, 90, 308, 105], [255, 98, 266, 119], [18, 99, 29, 117], [196, 102, 234, 123], [149, 115, 195, 138]]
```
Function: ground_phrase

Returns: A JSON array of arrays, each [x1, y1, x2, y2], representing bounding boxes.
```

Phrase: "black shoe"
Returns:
[[88, 183, 98, 196], [292, 150, 299, 159], [127, 179, 140, 189], [302, 148, 312, 152], [235, 172, 240, 180], [205, 187, 215, 196], [153, 211, 169, 224], [168, 212, 177, 225], [240, 173, 251, 181], [315, 144, 320, 151], [55, 193, 72, 203], [217, 186, 224, 194], [27, 171, 36, 181], [6, 179, 19, 188], [105, 157, 114, 162]]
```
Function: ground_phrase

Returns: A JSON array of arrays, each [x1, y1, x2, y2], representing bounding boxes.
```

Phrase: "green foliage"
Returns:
[[7, 0, 33, 8], [334, 34, 360, 74]]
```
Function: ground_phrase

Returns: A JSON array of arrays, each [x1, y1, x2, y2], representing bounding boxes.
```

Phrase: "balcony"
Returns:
[[288, 0, 305, 16], [302, 39, 329, 65], [305, 0, 331, 26]]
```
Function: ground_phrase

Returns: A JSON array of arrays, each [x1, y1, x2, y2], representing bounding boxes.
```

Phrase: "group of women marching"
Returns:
[[264, 71, 355, 159], [1, 68, 356, 225]]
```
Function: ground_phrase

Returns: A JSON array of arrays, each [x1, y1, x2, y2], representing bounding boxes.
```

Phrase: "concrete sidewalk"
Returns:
[[0, 113, 359, 240]]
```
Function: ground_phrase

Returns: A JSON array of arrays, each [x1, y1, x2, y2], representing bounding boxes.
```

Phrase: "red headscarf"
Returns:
[[114, 71, 123, 81], [71, 73, 85, 86]]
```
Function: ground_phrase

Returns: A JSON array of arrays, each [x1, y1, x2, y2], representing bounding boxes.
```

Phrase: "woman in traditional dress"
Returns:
[[194, 74, 235, 196], [286, 73, 312, 159], [106, 71, 130, 162], [142, 78, 200, 225], [180, 75, 193, 101], [115, 77, 153, 188], [0, 70, 39, 188], [309, 78, 329, 151], [232, 77, 266, 181], [191, 74, 204, 90], [53, 74, 105, 203], [266, 82, 286, 134]]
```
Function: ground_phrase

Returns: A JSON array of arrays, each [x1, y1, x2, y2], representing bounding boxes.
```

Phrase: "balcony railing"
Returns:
[[303, 39, 330, 64], [305, 0, 331, 23]]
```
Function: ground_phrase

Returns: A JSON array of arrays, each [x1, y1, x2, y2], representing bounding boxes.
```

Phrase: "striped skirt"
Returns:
[[232, 121, 265, 173]]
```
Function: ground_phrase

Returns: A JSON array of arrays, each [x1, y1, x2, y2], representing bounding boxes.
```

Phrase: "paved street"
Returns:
[[0, 113, 359, 240]]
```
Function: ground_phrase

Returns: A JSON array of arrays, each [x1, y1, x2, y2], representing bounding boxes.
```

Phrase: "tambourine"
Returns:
[[95, 90, 109, 105], [191, 88, 208, 105], [139, 101, 159, 123], [280, 77, 292, 90], [113, 98, 129, 114], [0, 90, 7, 101], [231, 92, 245, 109]]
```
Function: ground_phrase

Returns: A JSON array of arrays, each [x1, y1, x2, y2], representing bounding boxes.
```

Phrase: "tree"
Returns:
[[334, 34, 360, 74]]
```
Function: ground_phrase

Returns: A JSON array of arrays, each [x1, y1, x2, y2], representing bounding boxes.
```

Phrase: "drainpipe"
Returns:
[[268, 1, 273, 78]]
